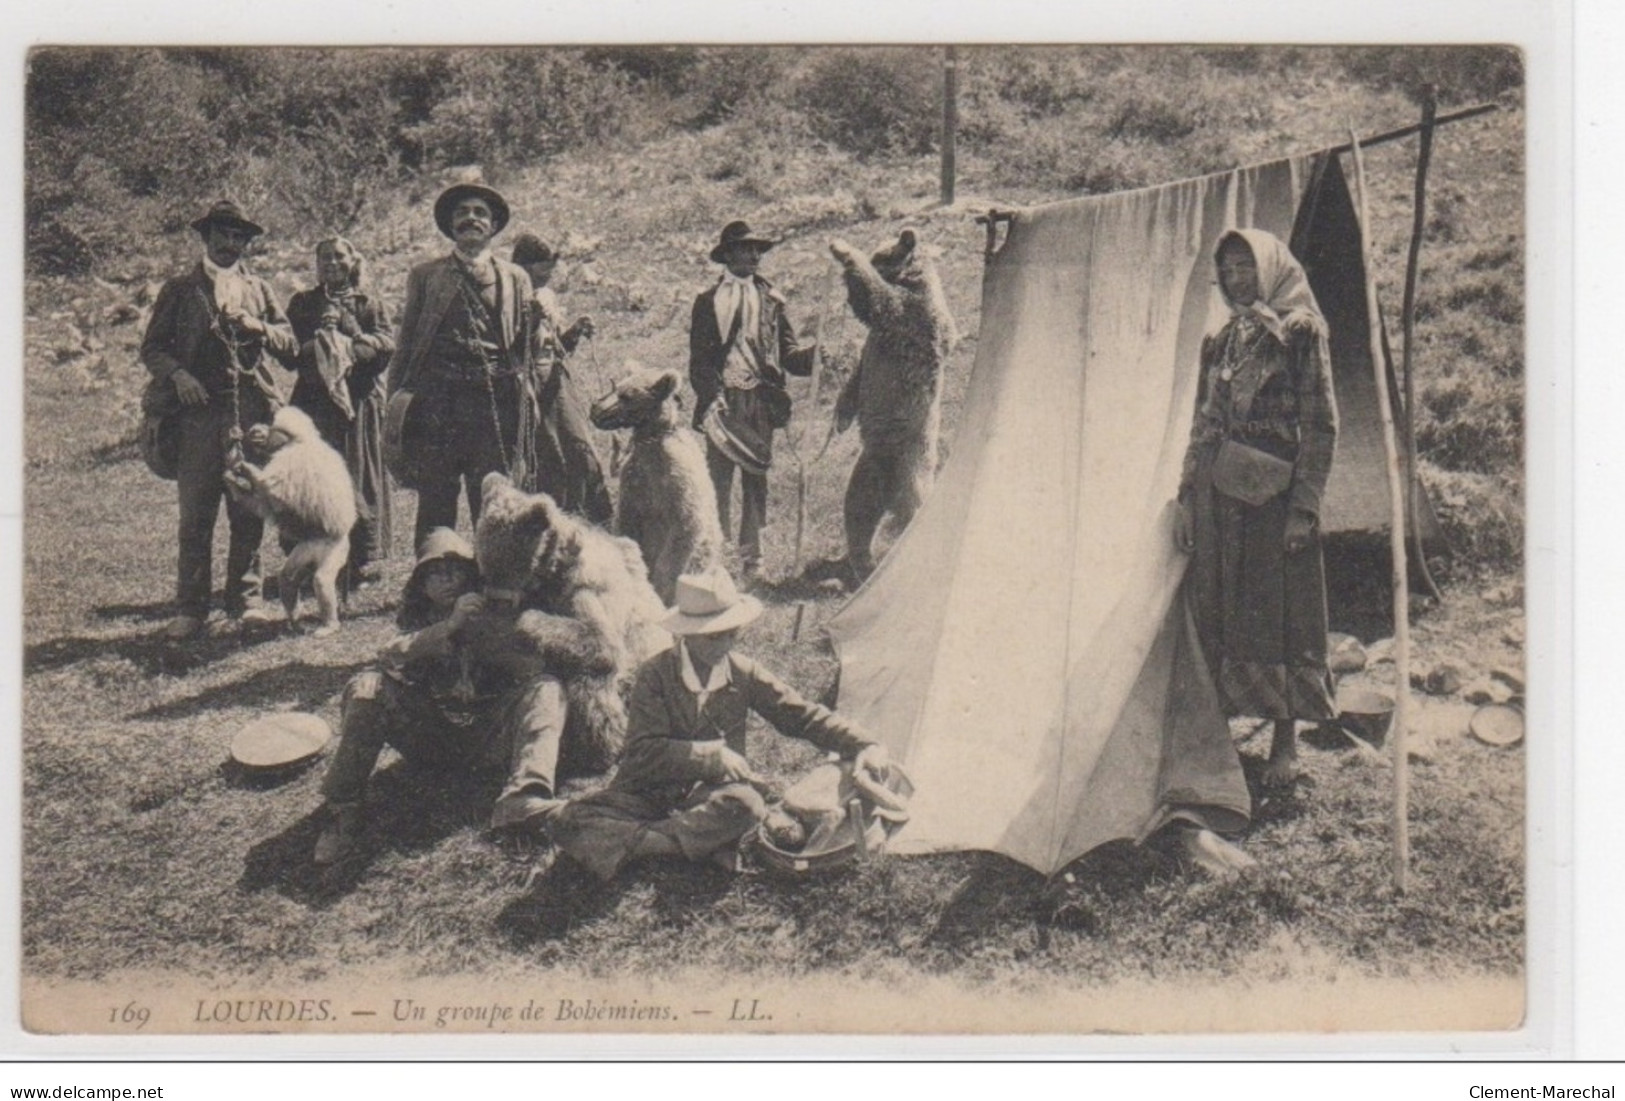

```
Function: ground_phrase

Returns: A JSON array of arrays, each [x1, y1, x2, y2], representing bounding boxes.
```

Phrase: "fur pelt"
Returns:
[[472, 472, 669, 776], [589, 365, 723, 603]]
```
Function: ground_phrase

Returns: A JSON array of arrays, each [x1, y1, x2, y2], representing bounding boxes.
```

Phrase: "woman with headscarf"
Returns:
[[1175, 229, 1340, 788], [286, 237, 396, 585]]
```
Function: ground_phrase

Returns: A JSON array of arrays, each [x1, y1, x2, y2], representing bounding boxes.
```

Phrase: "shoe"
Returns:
[[233, 603, 283, 626], [163, 615, 205, 641], [490, 793, 567, 836], [313, 803, 366, 866]]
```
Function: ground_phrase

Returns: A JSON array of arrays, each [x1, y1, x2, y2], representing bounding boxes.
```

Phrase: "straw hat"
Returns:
[[230, 712, 331, 770], [661, 569, 763, 635]]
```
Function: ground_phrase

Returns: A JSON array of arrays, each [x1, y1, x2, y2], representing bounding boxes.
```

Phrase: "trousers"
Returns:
[[321, 669, 568, 825], [174, 391, 271, 617]]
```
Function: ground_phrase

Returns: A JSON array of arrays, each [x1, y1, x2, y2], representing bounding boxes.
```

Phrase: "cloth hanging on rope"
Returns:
[[827, 153, 1435, 876]]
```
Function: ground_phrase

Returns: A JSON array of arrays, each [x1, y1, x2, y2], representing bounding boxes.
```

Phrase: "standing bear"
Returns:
[[828, 228, 958, 581], [589, 364, 724, 604]]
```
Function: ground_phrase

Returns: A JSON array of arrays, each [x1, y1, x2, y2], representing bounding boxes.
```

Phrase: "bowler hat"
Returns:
[[191, 199, 265, 238], [661, 569, 763, 635], [709, 220, 776, 264], [434, 182, 511, 239]]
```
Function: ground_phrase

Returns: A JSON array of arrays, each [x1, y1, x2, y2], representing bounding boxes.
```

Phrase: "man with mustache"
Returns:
[[689, 220, 818, 580], [140, 200, 298, 641], [386, 180, 537, 549]]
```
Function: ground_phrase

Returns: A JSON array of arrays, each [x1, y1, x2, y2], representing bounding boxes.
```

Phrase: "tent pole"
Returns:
[[1349, 126, 1413, 894], [1401, 86, 1443, 600], [1324, 101, 1497, 156], [941, 46, 959, 207]]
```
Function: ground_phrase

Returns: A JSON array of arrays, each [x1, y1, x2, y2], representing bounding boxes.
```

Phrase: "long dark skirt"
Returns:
[[1186, 473, 1336, 721], [294, 383, 393, 569]]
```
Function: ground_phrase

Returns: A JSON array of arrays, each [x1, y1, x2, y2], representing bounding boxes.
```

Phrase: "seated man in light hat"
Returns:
[[548, 569, 886, 878]]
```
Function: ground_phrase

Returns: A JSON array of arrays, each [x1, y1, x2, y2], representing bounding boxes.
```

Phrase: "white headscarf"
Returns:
[[1214, 228, 1326, 344]]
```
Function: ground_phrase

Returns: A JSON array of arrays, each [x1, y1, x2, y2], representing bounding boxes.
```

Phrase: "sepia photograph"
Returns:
[[17, 39, 1535, 1043]]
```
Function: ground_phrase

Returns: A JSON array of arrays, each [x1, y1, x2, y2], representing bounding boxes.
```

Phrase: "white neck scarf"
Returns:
[[202, 256, 250, 314], [677, 639, 732, 713], [713, 272, 758, 344]]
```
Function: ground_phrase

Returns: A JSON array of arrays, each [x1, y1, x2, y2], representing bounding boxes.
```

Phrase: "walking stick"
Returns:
[[1349, 126, 1413, 893], [789, 267, 842, 575]]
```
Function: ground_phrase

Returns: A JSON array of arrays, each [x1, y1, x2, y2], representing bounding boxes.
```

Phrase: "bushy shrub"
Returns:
[[1338, 46, 1523, 106], [402, 50, 635, 167], [794, 48, 941, 157], [683, 47, 795, 128]]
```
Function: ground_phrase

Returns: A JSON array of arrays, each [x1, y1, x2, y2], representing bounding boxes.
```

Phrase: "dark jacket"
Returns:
[[387, 253, 532, 395], [687, 275, 816, 429], [286, 287, 395, 419], [140, 263, 297, 403], [608, 646, 873, 803]]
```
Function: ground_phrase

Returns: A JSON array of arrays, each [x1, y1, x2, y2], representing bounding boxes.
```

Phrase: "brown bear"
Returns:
[[471, 472, 670, 776], [828, 228, 958, 580], [589, 364, 724, 604]]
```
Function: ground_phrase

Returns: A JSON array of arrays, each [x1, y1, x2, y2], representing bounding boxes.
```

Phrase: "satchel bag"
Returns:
[[383, 389, 426, 491], [138, 376, 182, 481], [1210, 438, 1293, 507], [760, 379, 793, 429]]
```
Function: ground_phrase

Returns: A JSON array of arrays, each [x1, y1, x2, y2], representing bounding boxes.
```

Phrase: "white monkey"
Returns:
[[226, 406, 357, 636]]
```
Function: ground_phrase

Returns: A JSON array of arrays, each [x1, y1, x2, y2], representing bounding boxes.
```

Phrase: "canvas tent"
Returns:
[[827, 153, 1438, 877]]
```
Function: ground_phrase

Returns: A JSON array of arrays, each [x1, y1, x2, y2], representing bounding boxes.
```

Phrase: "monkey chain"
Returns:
[[197, 286, 252, 470]]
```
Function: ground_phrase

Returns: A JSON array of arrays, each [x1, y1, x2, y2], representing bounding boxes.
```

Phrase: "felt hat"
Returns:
[[661, 569, 763, 635], [511, 233, 556, 266], [434, 181, 511, 239], [191, 199, 265, 238], [709, 220, 776, 264]]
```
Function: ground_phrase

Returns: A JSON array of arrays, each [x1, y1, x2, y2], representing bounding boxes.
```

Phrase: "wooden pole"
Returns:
[[1348, 126, 1413, 893], [1323, 101, 1496, 156], [940, 46, 958, 208], [791, 267, 841, 573], [1400, 85, 1443, 600]]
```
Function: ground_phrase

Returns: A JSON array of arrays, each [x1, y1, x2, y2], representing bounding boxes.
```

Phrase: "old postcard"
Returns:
[[13, 30, 1549, 1051]]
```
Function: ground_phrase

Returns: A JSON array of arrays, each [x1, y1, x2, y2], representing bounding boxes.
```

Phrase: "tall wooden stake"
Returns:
[[1400, 85, 1442, 600], [791, 267, 840, 574], [940, 46, 958, 207], [1349, 128, 1412, 893]]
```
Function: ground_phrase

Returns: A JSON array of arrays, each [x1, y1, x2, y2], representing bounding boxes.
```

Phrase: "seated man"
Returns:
[[312, 528, 577, 865], [549, 569, 886, 879]]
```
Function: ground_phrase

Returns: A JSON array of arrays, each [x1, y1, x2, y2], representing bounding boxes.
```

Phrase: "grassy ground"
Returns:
[[21, 50, 1526, 1030]]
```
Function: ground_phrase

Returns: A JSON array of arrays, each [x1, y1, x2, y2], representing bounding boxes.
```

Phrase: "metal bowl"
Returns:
[[1335, 685, 1396, 747]]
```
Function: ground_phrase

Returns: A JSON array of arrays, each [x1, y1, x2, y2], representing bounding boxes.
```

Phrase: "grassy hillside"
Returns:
[[21, 46, 1527, 1017]]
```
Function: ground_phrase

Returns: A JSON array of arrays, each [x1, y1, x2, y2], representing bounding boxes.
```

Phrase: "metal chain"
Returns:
[[197, 286, 249, 467], [451, 267, 519, 481]]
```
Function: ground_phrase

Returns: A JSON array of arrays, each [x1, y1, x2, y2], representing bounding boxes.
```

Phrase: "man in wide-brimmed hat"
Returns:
[[545, 568, 887, 879], [386, 178, 539, 549], [140, 199, 298, 640], [689, 219, 818, 578]]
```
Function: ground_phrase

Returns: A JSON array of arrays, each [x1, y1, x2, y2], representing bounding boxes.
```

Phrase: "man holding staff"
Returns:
[[688, 220, 818, 579], [386, 180, 535, 549], [140, 200, 298, 641]]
